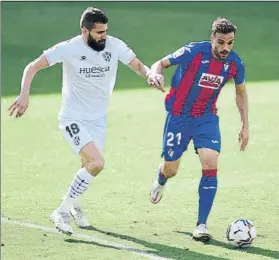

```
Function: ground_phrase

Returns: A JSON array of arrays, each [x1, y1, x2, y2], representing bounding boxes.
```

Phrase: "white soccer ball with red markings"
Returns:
[[226, 219, 257, 248]]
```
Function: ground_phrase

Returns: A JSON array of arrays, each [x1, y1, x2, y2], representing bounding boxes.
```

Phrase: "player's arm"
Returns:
[[20, 55, 49, 96], [142, 54, 175, 93], [149, 45, 192, 84], [128, 57, 151, 78], [8, 55, 50, 117], [235, 82, 249, 128], [117, 38, 164, 91], [128, 57, 165, 92], [150, 56, 172, 75], [235, 81, 249, 151], [234, 58, 249, 151], [9, 40, 68, 118], [151, 45, 193, 74]]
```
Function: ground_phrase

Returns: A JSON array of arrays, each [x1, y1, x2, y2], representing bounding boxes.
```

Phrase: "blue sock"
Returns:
[[157, 167, 168, 186], [197, 169, 218, 226]]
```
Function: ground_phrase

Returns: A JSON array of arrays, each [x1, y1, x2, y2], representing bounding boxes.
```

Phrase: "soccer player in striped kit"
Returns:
[[148, 17, 249, 242]]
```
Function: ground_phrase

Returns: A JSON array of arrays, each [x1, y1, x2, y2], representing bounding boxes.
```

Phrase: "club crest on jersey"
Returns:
[[102, 52, 111, 62], [198, 73, 224, 89], [224, 63, 229, 71]]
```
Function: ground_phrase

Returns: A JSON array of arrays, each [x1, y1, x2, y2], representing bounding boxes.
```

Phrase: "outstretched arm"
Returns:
[[235, 82, 249, 151], [149, 44, 193, 88], [150, 56, 172, 75], [128, 57, 165, 92], [143, 56, 173, 89], [8, 55, 49, 117], [128, 57, 150, 78]]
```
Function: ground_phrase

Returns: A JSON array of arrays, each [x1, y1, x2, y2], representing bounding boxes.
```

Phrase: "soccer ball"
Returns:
[[226, 219, 257, 248]]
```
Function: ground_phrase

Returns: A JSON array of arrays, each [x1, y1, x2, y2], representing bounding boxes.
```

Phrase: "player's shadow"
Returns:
[[64, 225, 228, 260], [175, 231, 279, 259]]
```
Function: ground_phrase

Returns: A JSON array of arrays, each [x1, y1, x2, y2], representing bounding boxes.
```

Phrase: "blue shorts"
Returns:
[[162, 113, 221, 161]]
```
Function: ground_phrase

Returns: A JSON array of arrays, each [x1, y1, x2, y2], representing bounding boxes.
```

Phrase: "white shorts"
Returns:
[[59, 119, 107, 155]]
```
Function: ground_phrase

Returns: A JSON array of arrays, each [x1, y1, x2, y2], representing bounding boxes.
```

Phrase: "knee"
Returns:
[[202, 160, 217, 170], [84, 158, 104, 176], [200, 154, 218, 170], [163, 165, 178, 178], [198, 148, 219, 170]]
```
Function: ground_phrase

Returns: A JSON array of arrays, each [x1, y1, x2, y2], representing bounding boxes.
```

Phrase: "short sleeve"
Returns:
[[116, 39, 136, 65], [43, 41, 69, 66], [168, 43, 196, 65], [234, 59, 245, 85]]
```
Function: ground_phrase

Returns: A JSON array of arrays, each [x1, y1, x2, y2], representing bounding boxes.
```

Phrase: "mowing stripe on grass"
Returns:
[[2, 217, 170, 260]]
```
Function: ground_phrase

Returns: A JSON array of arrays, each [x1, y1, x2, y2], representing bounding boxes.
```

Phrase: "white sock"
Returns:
[[62, 196, 81, 209], [57, 167, 93, 213], [73, 197, 81, 208]]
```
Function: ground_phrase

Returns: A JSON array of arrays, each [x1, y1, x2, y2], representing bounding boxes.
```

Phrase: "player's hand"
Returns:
[[238, 126, 249, 151], [8, 93, 29, 118], [147, 73, 165, 92]]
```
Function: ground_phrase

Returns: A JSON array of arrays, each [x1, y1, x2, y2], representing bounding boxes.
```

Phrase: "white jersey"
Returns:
[[43, 35, 136, 121]]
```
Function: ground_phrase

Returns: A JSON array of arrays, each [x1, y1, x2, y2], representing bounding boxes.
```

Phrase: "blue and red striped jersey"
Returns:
[[165, 41, 245, 117]]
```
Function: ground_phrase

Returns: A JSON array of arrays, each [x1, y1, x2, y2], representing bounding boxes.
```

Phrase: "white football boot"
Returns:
[[150, 179, 165, 204], [70, 198, 90, 228], [50, 210, 73, 235], [192, 224, 212, 242]]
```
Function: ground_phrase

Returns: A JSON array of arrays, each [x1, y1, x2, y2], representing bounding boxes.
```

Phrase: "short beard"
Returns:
[[213, 48, 229, 61], [213, 49, 222, 60], [87, 34, 106, 52]]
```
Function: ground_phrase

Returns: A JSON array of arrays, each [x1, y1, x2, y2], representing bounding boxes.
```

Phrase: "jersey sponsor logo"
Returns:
[[79, 66, 110, 78], [198, 73, 224, 89], [102, 52, 111, 62]]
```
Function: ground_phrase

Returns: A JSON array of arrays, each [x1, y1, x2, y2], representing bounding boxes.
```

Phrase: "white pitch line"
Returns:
[[2, 217, 170, 260]]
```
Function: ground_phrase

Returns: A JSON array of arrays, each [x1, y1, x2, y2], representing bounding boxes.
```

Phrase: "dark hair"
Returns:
[[211, 17, 237, 35], [80, 7, 108, 30]]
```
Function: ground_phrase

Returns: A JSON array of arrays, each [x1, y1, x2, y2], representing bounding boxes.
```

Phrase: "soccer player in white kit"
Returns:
[[8, 7, 164, 235]]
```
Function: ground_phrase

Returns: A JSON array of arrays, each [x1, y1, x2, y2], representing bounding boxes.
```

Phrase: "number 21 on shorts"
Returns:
[[167, 132, 181, 146]]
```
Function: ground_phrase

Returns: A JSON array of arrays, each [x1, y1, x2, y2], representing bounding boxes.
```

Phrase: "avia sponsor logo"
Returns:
[[79, 66, 110, 78], [198, 73, 224, 89]]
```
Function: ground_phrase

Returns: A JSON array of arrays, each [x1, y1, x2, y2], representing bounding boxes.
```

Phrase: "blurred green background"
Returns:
[[2, 1, 279, 96], [2, 3, 279, 259]]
